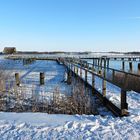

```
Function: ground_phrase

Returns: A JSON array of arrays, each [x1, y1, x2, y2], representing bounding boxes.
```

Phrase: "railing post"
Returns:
[[92, 65, 95, 95], [40, 72, 45, 85], [76, 67, 78, 75], [122, 61, 125, 70], [74, 66, 75, 73], [100, 58, 102, 68], [85, 69, 87, 83], [102, 58, 106, 97], [67, 70, 72, 85], [80, 63, 82, 77], [93, 58, 95, 66], [121, 89, 128, 116], [112, 69, 115, 81], [107, 58, 110, 68], [99, 70, 102, 75], [129, 62, 133, 72], [98, 58, 100, 66], [138, 63, 140, 74], [15, 73, 20, 86]]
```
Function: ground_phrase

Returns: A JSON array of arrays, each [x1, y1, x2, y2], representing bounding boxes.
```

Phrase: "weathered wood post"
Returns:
[[100, 58, 103, 68], [107, 58, 110, 68], [138, 63, 140, 74], [98, 58, 101, 75], [121, 89, 128, 116], [15, 73, 20, 86], [92, 65, 95, 95], [122, 61, 125, 70], [74, 66, 76, 74], [40, 72, 45, 85], [112, 69, 115, 81], [120, 73, 128, 116], [85, 69, 87, 83], [102, 58, 106, 97], [71, 65, 74, 76], [95, 58, 97, 65], [93, 58, 95, 66], [99, 70, 102, 75], [129, 62, 133, 72], [98, 58, 100, 66], [80, 63, 82, 77], [67, 69, 72, 85], [76, 66, 78, 75]]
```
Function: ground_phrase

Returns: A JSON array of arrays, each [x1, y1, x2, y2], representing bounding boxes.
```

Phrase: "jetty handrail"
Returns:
[[63, 57, 140, 93], [66, 61, 126, 90], [87, 62, 140, 78], [69, 57, 140, 78]]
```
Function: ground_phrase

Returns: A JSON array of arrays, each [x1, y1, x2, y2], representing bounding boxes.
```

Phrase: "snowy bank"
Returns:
[[0, 112, 140, 140]]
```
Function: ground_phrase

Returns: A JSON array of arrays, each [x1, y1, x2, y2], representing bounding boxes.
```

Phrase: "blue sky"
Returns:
[[0, 0, 140, 52]]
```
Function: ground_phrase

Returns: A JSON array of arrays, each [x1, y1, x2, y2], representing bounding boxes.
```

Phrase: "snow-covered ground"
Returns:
[[0, 91, 140, 140]]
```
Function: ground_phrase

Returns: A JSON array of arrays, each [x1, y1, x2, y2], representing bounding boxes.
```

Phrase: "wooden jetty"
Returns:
[[59, 57, 140, 117]]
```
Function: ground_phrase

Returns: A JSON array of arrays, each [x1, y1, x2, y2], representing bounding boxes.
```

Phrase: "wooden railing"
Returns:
[[60, 57, 140, 116]]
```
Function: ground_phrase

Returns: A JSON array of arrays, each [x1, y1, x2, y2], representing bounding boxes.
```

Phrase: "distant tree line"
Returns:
[[125, 52, 140, 55]]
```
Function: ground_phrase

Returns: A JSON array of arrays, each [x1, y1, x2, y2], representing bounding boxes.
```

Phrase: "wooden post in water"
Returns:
[[121, 89, 128, 116], [102, 58, 106, 97], [129, 62, 133, 72], [15, 73, 20, 86], [40, 72, 45, 85]]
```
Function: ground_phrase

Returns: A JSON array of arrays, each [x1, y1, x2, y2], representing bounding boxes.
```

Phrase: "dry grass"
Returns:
[[0, 80, 98, 115]]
